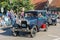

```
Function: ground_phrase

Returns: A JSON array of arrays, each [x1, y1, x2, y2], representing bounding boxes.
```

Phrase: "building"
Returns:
[[30, 0, 48, 10], [49, 0, 60, 11]]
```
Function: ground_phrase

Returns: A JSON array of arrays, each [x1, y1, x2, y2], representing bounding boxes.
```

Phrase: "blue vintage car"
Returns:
[[12, 10, 48, 37], [47, 13, 57, 26]]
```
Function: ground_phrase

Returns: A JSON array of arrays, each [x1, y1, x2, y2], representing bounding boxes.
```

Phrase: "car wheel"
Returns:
[[53, 23, 57, 26], [54, 23, 57, 26], [48, 22, 50, 27], [13, 31, 17, 36], [30, 26, 37, 38], [44, 29, 47, 31]]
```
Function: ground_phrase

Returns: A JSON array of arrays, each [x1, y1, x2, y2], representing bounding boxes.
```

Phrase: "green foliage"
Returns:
[[0, 0, 34, 12]]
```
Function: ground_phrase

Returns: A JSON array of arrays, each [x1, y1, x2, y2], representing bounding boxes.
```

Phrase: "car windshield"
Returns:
[[38, 12, 46, 17], [51, 14, 57, 18], [25, 13, 37, 18]]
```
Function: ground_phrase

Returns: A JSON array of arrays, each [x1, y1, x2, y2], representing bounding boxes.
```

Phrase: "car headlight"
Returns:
[[27, 21, 30, 24]]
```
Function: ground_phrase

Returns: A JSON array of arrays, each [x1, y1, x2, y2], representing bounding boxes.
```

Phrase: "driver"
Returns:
[[38, 13, 43, 18]]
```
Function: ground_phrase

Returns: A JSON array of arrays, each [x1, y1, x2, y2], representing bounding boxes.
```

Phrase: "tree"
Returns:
[[11, 0, 34, 11], [0, 0, 34, 13]]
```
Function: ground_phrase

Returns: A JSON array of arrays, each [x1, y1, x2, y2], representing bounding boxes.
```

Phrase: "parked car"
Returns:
[[57, 15, 60, 19], [4, 16, 11, 26], [12, 10, 48, 37], [47, 13, 57, 26]]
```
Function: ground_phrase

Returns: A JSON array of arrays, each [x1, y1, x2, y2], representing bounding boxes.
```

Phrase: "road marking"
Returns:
[[48, 35, 59, 38], [53, 38, 60, 40]]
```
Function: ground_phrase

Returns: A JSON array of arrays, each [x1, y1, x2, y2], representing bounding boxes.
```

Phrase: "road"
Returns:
[[0, 21, 60, 40]]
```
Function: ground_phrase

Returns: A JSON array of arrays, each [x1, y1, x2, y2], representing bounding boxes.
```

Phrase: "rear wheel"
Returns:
[[48, 22, 50, 27], [54, 23, 57, 26], [54, 24, 56, 26]]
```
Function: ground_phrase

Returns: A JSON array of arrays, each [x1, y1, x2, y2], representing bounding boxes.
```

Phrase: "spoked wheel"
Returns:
[[13, 31, 17, 36], [30, 26, 37, 38], [13, 31, 19, 36], [53, 23, 57, 26]]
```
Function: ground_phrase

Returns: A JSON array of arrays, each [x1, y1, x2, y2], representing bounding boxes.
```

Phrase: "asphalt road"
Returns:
[[0, 20, 60, 40]]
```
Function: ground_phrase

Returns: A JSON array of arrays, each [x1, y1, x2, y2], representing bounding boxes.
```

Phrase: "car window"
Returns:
[[25, 13, 37, 18]]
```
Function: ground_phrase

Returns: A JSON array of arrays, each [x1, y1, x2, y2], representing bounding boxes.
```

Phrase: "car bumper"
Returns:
[[12, 28, 31, 32]]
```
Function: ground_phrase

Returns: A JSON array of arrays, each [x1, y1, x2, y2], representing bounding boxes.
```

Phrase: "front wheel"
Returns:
[[30, 26, 37, 38], [13, 31, 19, 36], [13, 31, 17, 36]]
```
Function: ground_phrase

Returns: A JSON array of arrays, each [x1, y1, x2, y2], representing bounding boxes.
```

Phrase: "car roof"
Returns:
[[25, 10, 47, 14]]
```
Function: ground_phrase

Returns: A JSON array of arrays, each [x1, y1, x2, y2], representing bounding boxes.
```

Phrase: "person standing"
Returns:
[[10, 9, 16, 26], [20, 8, 25, 18], [6, 10, 11, 19]]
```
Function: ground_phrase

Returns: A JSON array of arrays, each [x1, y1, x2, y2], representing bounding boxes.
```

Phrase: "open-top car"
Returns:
[[47, 13, 57, 26], [12, 10, 48, 37]]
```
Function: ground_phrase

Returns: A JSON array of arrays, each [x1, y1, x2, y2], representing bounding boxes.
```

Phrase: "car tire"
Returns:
[[44, 29, 47, 31], [13, 31, 17, 36], [13, 31, 19, 36], [48, 22, 50, 27], [30, 26, 37, 38], [53, 23, 57, 26], [54, 23, 57, 26]]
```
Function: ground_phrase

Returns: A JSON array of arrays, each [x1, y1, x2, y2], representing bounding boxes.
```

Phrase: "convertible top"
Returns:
[[25, 10, 47, 14]]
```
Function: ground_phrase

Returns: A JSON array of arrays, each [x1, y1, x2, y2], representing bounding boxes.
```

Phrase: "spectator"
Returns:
[[38, 13, 43, 18], [6, 10, 11, 19], [10, 9, 16, 26], [0, 16, 6, 27], [21, 11, 24, 18]]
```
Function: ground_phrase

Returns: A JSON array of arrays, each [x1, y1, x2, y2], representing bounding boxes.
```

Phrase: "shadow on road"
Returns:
[[0, 28, 32, 38], [0, 29, 12, 36]]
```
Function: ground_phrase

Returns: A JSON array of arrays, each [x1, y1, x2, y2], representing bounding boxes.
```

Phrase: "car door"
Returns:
[[37, 17, 44, 27]]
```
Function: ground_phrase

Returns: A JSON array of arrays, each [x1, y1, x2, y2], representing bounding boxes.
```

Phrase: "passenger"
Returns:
[[0, 16, 6, 27], [20, 9, 24, 18], [6, 10, 11, 19], [10, 9, 16, 27], [38, 13, 43, 18]]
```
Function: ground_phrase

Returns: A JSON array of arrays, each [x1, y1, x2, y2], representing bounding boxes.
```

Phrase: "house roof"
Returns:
[[31, 0, 47, 4], [31, 0, 47, 10], [49, 0, 60, 8]]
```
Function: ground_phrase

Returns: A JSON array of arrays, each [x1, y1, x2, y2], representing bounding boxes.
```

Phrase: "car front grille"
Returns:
[[21, 21, 27, 28]]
